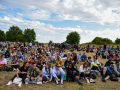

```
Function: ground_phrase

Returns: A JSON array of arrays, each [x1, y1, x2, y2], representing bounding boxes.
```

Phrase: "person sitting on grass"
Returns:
[[55, 56, 64, 67], [39, 62, 53, 83], [10, 55, 20, 71], [21, 53, 27, 62], [66, 63, 83, 85], [64, 56, 72, 68], [52, 63, 65, 86], [87, 56, 92, 67], [102, 64, 115, 82], [6, 62, 29, 87], [91, 56, 101, 77], [105, 58, 114, 67], [113, 54, 118, 61], [16, 50, 22, 59], [77, 53, 82, 62], [81, 53, 87, 62], [113, 61, 120, 77], [36, 57, 43, 70], [25, 62, 42, 85], [5, 50, 10, 58], [79, 62, 95, 83]]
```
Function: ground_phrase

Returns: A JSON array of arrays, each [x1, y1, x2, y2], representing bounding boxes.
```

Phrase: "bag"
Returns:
[[13, 77, 22, 84], [110, 74, 118, 81], [91, 71, 97, 79], [5, 66, 13, 72], [63, 74, 67, 81]]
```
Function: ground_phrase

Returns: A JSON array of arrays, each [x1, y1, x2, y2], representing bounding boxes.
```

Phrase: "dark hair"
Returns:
[[32, 62, 36, 65], [88, 56, 91, 59], [23, 62, 28, 67], [115, 61, 119, 64], [93, 55, 97, 60], [69, 63, 74, 69]]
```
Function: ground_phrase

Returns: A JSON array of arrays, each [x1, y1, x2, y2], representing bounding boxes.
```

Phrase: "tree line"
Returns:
[[0, 26, 36, 43]]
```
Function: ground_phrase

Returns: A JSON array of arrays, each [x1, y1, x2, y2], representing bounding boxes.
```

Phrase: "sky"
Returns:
[[0, 0, 120, 44]]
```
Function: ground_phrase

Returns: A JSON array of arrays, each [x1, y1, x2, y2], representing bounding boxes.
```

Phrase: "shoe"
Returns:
[[86, 79, 90, 83], [25, 81, 28, 84], [18, 82, 22, 87], [56, 80, 59, 86], [61, 83, 63, 86], [6, 81, 12, 86], [102, 77, 106, 82], [37, 82, 42, 85], [78, 80, 83, 85], [43, 81, 46, 84], [90, 79, 95, 83]]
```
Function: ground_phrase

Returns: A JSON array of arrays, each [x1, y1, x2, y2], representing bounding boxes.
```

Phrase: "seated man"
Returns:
[[77, 53, 82, 61], [10, 55, 20, 71], [16, 50, 22, 58], [81, 53, 87, 62], [113, 61, 120, 77], [21, 53, 27, 62], [102, 64, 115, 82], [105, 58, 114, 67], [52, 63, 65, 86], [25, 62, 42, 85]]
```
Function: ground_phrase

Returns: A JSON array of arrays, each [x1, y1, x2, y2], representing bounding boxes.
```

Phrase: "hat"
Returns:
[[55, 63, 61, 67]]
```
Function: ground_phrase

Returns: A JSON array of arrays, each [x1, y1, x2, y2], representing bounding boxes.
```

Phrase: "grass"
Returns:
[[0, 44, 120, 90]]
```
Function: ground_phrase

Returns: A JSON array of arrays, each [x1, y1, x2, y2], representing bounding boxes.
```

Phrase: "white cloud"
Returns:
[[1, 0, 120, 25], [0, 15, 120, 43]]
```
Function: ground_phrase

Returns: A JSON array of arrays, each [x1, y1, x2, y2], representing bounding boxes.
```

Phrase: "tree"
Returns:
[[115, 38, 120, 44], [49, 40, 53, 45], [16, 35, 24, 42], [6, 26, 23, 41], [24, 28, 36, 42], [0, 29, 6, 41], [92, 37, 103, 45], [92, 37, 113, 45], [66, 31, 80, 45]]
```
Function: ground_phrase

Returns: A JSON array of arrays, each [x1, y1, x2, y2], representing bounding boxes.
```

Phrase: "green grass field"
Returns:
[[0, 44, 120, 90]]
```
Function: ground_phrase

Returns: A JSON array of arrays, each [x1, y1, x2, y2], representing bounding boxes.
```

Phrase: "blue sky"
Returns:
[[0, 0, 120, 43]]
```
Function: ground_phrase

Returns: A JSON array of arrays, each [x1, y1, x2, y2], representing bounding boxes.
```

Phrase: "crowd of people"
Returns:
[[0, 41, 120, 87]]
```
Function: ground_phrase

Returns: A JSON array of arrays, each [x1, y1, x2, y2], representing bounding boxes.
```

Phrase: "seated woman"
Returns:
[[64, 57, 72, 68], [41, 53, 47, 65], [48, 52, 56, 63], [66, 63, 83, 85], [11, 50, 16, 58], [55, 56, 64, 67], [5, 50, 10, 58], [113, 54, 118, 61], [39, 62, 52, 83], [0, 54, 7, 71], [10, 55, 20, 71], [96, 50, 102, 57], [26, 54, 35, 65], [6, 62, 29, 87], [105, 58, 114, 67], [72, 53, 79, 64], [79, 62, 95, 83], [36, 57, 43, 70], [52, 63, 65, 86]]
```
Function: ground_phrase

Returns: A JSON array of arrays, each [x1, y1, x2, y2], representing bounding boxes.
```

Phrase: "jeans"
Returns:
[[91, 66, 101, 71], [26, 77, 40, 84], [48, 60, 56, 64], [54, 73, 64, 80]]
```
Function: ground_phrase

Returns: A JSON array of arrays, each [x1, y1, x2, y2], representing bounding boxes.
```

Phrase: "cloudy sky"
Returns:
[[0, 0, 120, 43]]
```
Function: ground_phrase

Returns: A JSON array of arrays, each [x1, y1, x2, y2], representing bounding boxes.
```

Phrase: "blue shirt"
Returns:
[[77, 54, 82, 60], [117, 66, 120, 72], [22, 55, 27, 61]]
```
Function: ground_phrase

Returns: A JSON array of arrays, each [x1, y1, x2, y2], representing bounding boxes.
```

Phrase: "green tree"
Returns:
[[92, 37, 113, 45], [6, 26, 23, 41], [115, 38, 120, 44], [24, 28, 36, 42], [49, 40, 53, 44], [0, 29, 6, 41], [66, 31, 80, 45], [16, 35, 24, 42], [92, 37, 103, 45]]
